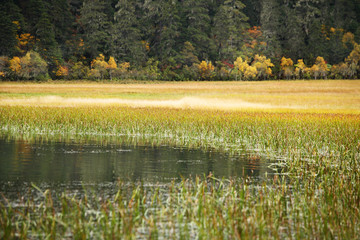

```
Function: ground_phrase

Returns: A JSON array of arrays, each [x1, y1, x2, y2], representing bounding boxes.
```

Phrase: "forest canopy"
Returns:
[[0, 0, 360, 81]]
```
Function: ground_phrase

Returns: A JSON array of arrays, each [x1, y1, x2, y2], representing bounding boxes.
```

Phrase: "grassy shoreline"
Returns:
[[1, 82, 360, 238]]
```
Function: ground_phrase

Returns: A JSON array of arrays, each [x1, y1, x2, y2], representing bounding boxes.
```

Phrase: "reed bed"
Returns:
[[1, 105, 360, 239]]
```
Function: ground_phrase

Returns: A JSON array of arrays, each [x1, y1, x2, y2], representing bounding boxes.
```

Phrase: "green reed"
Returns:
[[0, 105, 360, 239], [1, 175, 359, 239]]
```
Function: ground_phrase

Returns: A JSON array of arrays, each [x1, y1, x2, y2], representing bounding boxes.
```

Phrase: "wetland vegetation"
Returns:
[[0, 81, 360, 239]]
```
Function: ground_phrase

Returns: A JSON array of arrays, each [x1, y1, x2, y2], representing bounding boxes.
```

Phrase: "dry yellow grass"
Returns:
[[1, 80, 359, 113]]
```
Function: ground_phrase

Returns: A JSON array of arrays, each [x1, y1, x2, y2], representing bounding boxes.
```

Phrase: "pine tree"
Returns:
[[182, 0, 211, 60], [242, 0, 261, 26], [212, 0, 249, 61], [80, 0, 112, 60], [0, 1, 19, 56], [259, 0, 283, 58], [112, 0, 146, 65], [50, 0, 74, 51], [143, 0, 181, 64], [35, 11, 63, 73], [23, 0, 47, 34], [293, 0, 324, 63]]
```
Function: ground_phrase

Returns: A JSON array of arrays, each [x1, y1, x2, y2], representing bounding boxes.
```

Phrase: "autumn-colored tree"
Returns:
[[310, 64, 320, 79], [244, 65, 257, 80], [9, 56, 21, 78], [280, 57, 294, 79], [17, 33, 36, 54], [0, 56, 9, 79], [294, 59, 307, 79], [331, 63, 349, 79], [342, 32, 356, 47], [56, 65, 69, 79], [111, 61, 130, 79], [310, 56, 329, 79], [89, 54, 109, 80], [233, 56, 249, 80], [9, 51, 48, 80], [345, 43, 360, 79], [119, 62, 130, 72], [107, 56, 117, 80], [196, 61, 215, 80], [242, 26, 267, 58], [70, 62, 90, 80], [252, 54, 274, 80]]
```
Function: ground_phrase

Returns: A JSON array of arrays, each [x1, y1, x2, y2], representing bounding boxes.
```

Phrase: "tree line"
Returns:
[[0, 0, 360, 81]]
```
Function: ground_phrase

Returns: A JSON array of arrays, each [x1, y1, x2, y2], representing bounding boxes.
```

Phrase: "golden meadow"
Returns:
[[1, 81, 360, 239]]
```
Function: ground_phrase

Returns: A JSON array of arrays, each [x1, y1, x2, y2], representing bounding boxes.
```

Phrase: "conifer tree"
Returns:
[[80, 0, 112, 60], [50, 0, 74, 51], [143, 0, 181, 64], [259, 0, 283, 58], [35, 11, 63, 73], [212, 0, 249, 61], [0, 1, 19, 56], [112, 0, 146, 65], [293, 0, 325, 62], [182, 0, 211, 60]]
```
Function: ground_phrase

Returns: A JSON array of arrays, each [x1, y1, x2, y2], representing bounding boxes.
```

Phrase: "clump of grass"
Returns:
[[0, 105, 359, 238]]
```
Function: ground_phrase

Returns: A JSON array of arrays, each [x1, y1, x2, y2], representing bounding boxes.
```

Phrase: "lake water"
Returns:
[[0, 137, 276, 195]]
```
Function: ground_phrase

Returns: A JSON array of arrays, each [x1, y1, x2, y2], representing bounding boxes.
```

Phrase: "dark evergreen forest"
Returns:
[[1, 0, 360, 80]]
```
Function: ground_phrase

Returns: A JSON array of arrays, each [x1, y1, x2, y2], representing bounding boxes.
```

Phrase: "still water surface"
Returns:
[[0, 137, 275, 194]]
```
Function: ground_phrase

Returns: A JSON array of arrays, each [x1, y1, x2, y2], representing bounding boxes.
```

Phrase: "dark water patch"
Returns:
[[0, 137, 278, 196]]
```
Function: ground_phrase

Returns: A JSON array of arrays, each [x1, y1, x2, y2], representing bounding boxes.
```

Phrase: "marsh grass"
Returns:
[[0, 101, 360, 238], [1, 80, 360, 111], [1, 173, 359, 239]]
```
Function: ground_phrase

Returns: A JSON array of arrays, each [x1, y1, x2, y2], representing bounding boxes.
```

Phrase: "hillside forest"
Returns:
[[1, 0, 360, 81]]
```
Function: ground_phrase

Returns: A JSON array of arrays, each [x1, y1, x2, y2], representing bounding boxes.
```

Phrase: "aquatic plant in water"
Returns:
[[0, 105, 359, 239]]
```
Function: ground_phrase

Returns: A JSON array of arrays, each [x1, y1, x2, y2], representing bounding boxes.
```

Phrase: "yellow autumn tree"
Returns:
[[280, 57, 294, 80], [197, 61, 215, 80], [244, 65, 257, 80], [107, 56, 117, 80], [310, 56, 329, 79], [342, 32, 355, 47], [9, 56, 22, 77], [90, 54, 109, 80], [0, 57, 7, 79], [345, 43, 360, 79], [233, 57, 249, 81], [16, 33, 36, 54], [252, 54, 274, 80], [9, 51, 48, 80], [119, 62, 130, 72], [56, 66, 69, 79], [294, 59, 308, 79], [331, 63, 349, 79], [110, 61, 130, 79]]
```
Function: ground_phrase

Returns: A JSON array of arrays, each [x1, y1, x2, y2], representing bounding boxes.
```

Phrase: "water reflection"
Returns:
[[0, 137, 275, 188]]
